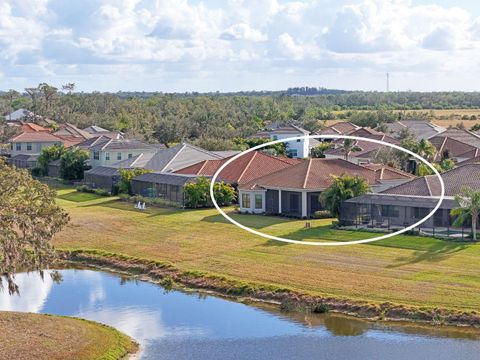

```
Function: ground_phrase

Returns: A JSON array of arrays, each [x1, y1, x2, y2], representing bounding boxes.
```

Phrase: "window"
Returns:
[[93, 151, 99, 160], [16, 143, 21, 151], [272, 135, 278, 140], [381, 205, 399, 218], [128, 153, 133, 159], [287, 149, 298, 158], [413, 207, 429, 219], [105, 152, 110, 161], [242, 193, 251, 208], [26, 143, 32, 151], [117, 152, 122, 160], [255, 194, 263, 209], [296, 139, 301, 142]]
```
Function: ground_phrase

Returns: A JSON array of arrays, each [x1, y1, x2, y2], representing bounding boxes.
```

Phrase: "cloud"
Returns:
[[1, 0, 480, 91]]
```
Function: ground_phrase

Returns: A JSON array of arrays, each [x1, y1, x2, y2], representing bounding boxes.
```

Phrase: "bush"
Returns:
[[312, 303, 330, 314], [312, 210, 333, 219], [94, 189, 110, 196], [76, 185, 110, 196], [119, 194, 180, 208], [76, 184, 93, 193]]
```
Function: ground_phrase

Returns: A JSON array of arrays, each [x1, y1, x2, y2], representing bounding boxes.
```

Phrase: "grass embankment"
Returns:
[[0, 311, 138, 360], [54, 189, 480, 324]]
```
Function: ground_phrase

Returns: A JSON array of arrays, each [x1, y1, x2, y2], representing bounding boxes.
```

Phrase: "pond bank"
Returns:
[[0, 311, 138, 360], [61, 249, 480, 329]]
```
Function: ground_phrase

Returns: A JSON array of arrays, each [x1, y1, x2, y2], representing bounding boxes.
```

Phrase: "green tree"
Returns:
[[59, 148, 90, 180], [36, 144, 67, 176], [118, 168, 152, 195], [320, 175, 371, 217], [184, 177, 235, 208], [339, 138, 361, 161], [310, 142, 332, 158], [0, 159, 69, 294], [451, 187, 480, 241]]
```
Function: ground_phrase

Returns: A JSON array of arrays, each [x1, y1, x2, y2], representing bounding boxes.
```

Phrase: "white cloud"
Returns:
[[2, 0, 480, 91]]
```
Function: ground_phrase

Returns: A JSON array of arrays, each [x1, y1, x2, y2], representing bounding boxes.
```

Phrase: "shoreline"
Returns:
[[60, 249, 480, 329]]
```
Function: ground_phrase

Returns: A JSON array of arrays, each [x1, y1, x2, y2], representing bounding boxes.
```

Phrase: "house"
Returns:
[[8, 132, 64, 168], [237, 158, 410, 218], [340, 164, 480, 231], [20, 122, 52, 133], [251, 124, 312, 158], [436, 128, 480, 148], [316, 122, 360, 136], [175, 150, 301, 185], [78, 136, 161, 167], [110, 143, 223, 172], [131, 173, 206, 206], [429, 136, 480, 163], [323, 128, 400, 165], [4, 109, 36, 123], [54, 123, 92, 140], [385, 120, 445, 140], [83, 125, 124, 139]]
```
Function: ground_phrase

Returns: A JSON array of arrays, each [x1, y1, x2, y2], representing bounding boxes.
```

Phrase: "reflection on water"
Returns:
[[0, 269, 479, 360]]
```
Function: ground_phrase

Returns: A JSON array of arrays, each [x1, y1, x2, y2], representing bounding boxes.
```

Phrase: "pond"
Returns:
[[1, 269, 479, 360]]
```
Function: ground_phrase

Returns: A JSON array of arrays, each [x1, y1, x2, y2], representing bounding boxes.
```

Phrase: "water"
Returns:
[[1, 269, 479, 360]]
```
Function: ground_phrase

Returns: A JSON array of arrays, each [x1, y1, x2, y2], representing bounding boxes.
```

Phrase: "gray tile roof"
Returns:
[[385, 120, 445, 140]]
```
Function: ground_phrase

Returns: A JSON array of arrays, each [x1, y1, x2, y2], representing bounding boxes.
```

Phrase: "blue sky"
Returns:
[[1, 0, 480, 92]]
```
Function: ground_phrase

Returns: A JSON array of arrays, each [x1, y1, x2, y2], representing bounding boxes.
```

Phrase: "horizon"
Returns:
[[2, 0, 480, 92]]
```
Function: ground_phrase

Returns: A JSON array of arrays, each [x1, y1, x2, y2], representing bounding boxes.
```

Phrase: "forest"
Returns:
[[2, 84, 480, 150]]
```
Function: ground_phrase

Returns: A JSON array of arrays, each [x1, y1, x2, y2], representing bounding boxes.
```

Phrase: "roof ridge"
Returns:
[[101, 137, 113, 150], [424, 177, 433, 196], [237, 152, 257, 183], [302, 158, 313, 189], [198, 160, 209, 174]]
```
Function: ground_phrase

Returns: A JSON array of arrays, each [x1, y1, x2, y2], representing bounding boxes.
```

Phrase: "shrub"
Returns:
[[94, 188, 110, 196], [312, 210, 333, 219], [312, 303, 330, 314], [76, 184, 93, 193]]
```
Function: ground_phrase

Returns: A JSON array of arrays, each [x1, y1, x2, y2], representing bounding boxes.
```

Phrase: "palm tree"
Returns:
[[340, 139, 361, 161], [416, 139, 437, 162], [451, 187, 480, 241]]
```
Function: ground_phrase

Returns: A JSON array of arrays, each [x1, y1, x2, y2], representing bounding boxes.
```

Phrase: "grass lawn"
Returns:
[[54, 189, 480, 312], [57, 191, 105, 203], [0, 311, 137, 360]]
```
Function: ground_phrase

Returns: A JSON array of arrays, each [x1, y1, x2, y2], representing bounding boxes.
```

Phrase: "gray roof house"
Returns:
[[385, 120, 445, 140], [340, 164, 480, 234]]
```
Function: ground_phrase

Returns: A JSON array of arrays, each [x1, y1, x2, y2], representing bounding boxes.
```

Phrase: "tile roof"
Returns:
[[89, 137, 159, 152], [54, 123, 92, 139], [20, 122, 51, 133], [252, 124, 310, 138], [175, 151, 301, 184], [362, 163, 416, 181], [382, 164, 480, 197], [84, 166, 121, 176], [10, 131, 64, 143], [324, 133, 399, 158], [316, 122, 360, 135], [437, 128, 480, 148], [239, 158, 378, 191], [385, 120, 445, 140], [429, 136, 479, 161]]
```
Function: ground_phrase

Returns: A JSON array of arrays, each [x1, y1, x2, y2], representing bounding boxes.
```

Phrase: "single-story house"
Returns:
[[237, 158, 413, 218], [131, 172, 206, 206], [340, 164, 480, 230], [429, 135, 480, 163]]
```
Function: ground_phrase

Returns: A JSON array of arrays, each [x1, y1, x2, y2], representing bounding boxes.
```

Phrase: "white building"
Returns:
[[253, 124, 313, 158]]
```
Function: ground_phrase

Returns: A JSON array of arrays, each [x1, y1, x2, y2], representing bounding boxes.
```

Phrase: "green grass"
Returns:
[[54, 188, 480, 312], [57, 190, 107, 202], [0, 311, 138, 360]]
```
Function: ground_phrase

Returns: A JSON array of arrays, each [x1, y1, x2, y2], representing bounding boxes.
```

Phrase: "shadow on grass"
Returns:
[[57, 192, 102, 203], [278, 225, 368, 242], [387, 241, 469, 268], [201, 213, 297, 229]]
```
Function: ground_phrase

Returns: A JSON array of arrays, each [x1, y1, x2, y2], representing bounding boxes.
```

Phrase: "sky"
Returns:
[[2, 0, 480, 92]]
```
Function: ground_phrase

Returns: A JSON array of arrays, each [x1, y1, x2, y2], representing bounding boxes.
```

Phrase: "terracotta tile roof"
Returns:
[[429, 136, 479, 161], [10, 131, 63, 143], [324, 136, 398, 158], [20, 122, 51, 133], [362, 163, 416, 181], [239, 158, 378, 191], [175, 151, 301, 184], [316, 122, 360, 135], [382, 164, 480, 197], [457, 155, 480, 165], [438, 128, 480, 148]]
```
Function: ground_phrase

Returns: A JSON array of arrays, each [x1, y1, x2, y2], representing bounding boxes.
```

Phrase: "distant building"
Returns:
[[316, 122, 360, 136], [252, 124, 312, 158], [8, 132, 64, 169], [385, 120, 445, 140]]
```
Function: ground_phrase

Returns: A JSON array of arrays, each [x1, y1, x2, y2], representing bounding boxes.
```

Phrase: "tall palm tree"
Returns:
[[451, 187, 480, 241], [340, 139, 361, 161], [416, 139, 437, 162]]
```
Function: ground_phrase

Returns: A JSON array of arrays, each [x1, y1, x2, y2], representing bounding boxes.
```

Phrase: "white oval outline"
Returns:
[[209, 135, 445, 246]]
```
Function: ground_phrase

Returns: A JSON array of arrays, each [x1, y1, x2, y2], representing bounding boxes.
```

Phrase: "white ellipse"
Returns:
[[209, 134, 445, 246]]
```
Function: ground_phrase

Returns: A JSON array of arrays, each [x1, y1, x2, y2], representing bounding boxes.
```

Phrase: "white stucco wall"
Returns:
[[269, 133, 309, 158], [238, 190, 266, 213]]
